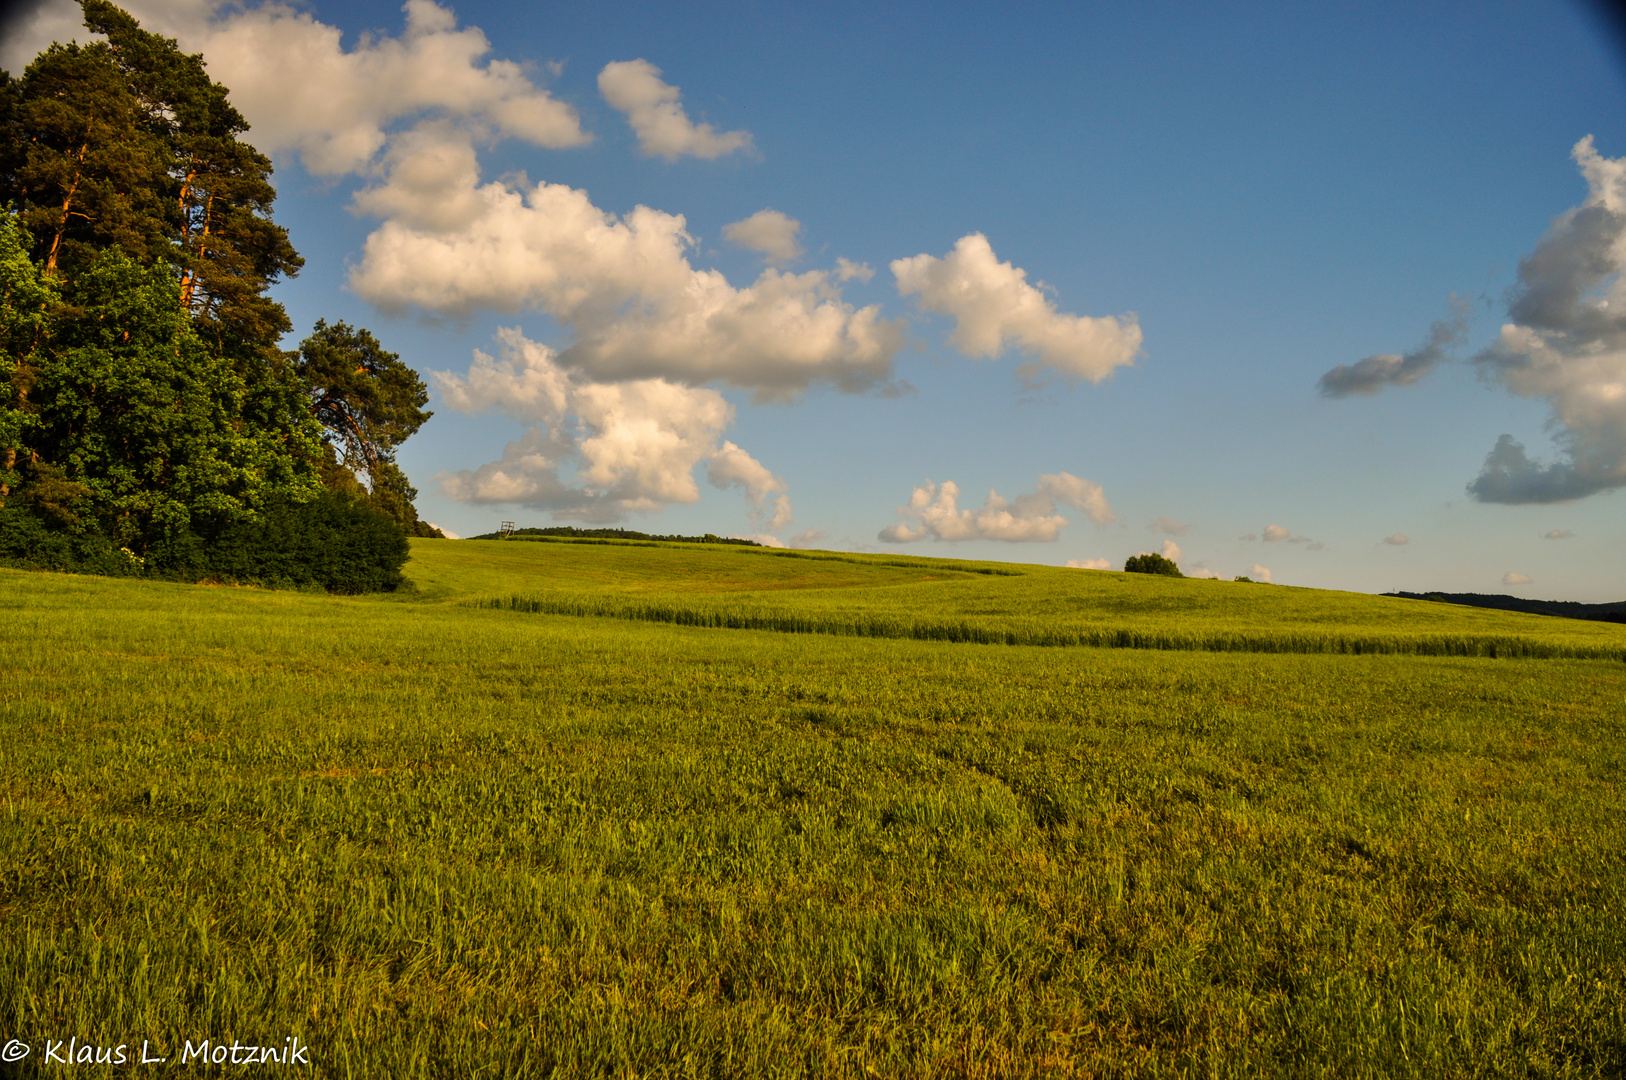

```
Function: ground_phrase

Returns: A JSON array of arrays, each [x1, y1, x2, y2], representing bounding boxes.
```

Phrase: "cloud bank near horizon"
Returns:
[[878, 473, 1114, 543], [432, 328, 791, 525]]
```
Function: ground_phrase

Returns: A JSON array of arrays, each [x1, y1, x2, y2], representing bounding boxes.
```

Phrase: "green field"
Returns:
[[2, 539, 1623, 1077]]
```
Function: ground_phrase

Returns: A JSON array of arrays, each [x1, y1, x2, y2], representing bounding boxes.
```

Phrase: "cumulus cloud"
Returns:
[[891, 233, 1143, 383], [788, 529, 827, 549], [425, 522, 460, 539], [1067, 558, 1112, 570], [1148, 516, 1190, 536], [723, 210, 803, 263], [707, 441, 792, 530], [1250, 564, 1274, 583], [1545, 528, 1574, 539], [349, 133, 905, 398], [432, 328, 786, 524], [1320, 139, 1626, 504], [836, 258, 875, 283], [202, 0, 586, 175], [1503, 571, 1533, 585], [1318, 298, 1469, 397], [1260, 523, 1317, 546], [1160, 539, 1182, 562], [879, 472, 1114, 543], [1383, 533, 1409, 545], [6, 0, 590, 176], [735, 533, 785, 548], [598, 58, 752, 160]]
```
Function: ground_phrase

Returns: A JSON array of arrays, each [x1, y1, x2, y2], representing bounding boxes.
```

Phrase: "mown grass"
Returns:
[[1, 544, 1623, 1077]]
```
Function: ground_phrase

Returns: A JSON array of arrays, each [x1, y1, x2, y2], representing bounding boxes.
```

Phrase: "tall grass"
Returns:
[[1, 550, 1623, 1077], [422, 537, 1626, 660]]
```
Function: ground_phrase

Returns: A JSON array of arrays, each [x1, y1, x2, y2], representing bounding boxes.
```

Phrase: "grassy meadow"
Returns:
[[1, 537, 1623, 1077]]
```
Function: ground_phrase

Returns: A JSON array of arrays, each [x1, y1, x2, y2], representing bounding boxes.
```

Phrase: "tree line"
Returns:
[[0, 1, 437, 591]]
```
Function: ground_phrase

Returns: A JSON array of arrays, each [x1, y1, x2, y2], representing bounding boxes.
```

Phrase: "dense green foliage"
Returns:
[[1124, 551, 1183, 577], [0, 2, 437, 585], [296, 319, 436, 535], [1, 546, 1622, 1076]]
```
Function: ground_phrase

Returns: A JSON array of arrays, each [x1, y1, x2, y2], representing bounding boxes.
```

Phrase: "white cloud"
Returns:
[[891, 233, 1142, 383], [723, 210, 802, 264], [734, 533, 785, 548], [1318, 298, 1469, 397], [1261, 523, 1316, 545], [1503, 571, 1533, 585], [707, 441, 793, 531], [1250, 564, 1273, 583], [1383, 533, 1409, 545], [424, 523, 460, 539], [878, 472, 1113, 543], [200, 0, 587, 176], [598, 58, 752, 160], [349, 136, 904, 399], [433, 327, 783, 523], [1148, 516, 1190, 536], [1066, 558, 1112, 570], [5, 0, 590, 177], [1545, 528, 1574, 539], [788, 529, 827, 549], [1159, 539, 1182, 562], [836, 258, 875, 283]]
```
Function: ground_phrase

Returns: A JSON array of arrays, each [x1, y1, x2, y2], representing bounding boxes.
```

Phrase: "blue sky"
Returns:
[[7, 0, 1625, 598]]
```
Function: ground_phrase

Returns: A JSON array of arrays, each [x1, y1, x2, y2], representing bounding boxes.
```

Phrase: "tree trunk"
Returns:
[[43, 141, 90, 280]]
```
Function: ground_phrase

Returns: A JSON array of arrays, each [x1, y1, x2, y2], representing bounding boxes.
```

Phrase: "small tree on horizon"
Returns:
[[1124, 551, 1183, 577]]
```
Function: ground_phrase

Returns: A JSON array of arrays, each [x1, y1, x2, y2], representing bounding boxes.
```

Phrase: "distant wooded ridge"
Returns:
[[470, 527, 764, 547], [1386, 592, 1626, 624]]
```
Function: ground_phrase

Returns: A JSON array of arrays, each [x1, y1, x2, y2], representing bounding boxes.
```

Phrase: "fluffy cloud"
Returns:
[[836, 258, 876, 283], [734, 533, 786, 548], [878, 473, 1114, 543], [723, 210, 803, 264], [1260, 523, 1318, 547], [1545, 528, 1574, 539], [1318, 299, 1469, 397], [1067, 558, 1112, 570], [432, 328, 788, 524], [1383, 533, 1409, 545], [1328, 138, 1626, 504], [1474, 139, 1626, 474], [598, 58, 752, 160], [349, 134, 904, 398], [1160, 539, 1182, 562], [788, 529, 827, 549], [891, 233, 1143, 383], [1503, 571, 1533, 585], [707, 441, 792, 530], [5, 0, 589, 177], [1250, 564, 1274, 583], [1148, 516, 1190, 536]]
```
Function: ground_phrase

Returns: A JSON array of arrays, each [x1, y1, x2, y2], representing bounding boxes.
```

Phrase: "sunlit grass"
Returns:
[[1, 546, 1622, 1077]]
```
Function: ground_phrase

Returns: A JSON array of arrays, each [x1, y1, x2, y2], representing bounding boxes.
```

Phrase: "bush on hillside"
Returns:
[[1124, 552, 1183, 577], [0, 491, 410, 593]]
